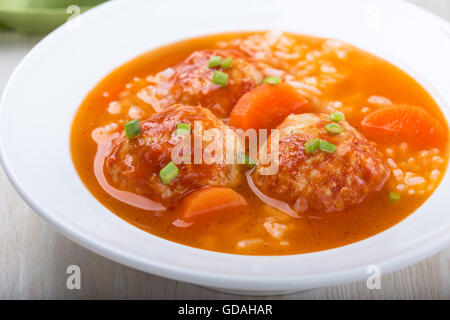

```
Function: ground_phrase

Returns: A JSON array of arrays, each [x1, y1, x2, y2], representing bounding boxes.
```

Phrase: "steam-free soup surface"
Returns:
[[71, 32, 448, 255]]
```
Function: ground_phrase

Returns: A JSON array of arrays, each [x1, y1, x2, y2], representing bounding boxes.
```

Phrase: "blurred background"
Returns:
[[0, 0, 107, 33], [0, 0, 449, 299]]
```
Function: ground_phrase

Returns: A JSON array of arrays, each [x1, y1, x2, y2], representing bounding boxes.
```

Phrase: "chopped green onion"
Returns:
[[176, 123, 191, 136], [208, 56, 222, 68], [212, 70, 228, 86], [389, 191, 401, 202], [159, 162, 178, 185], [124, 119, 140, 139], [304, 138, 320, 154], [324, 123, 343, 135], [263, 76, 282, 85], [220, 57, 233, 69], [330, 111, 345, 122], [238, 152, 257, 168], [319, 140, 337, 153]]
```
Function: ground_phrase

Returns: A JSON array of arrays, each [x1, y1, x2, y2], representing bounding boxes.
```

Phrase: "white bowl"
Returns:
[[1, 0, 450, 295]]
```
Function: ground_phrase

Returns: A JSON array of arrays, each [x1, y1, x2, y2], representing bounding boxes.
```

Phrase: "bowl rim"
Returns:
[[1, 0, 450, 292]]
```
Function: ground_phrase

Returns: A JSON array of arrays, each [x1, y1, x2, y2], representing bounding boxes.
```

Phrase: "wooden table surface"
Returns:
[[1, 0, 449, 299]]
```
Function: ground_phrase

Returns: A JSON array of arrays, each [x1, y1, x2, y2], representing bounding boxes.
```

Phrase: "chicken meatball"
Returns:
[[138, 49, 263, 117], [104, 104, 243, 206], [251, 113, 390, 213]]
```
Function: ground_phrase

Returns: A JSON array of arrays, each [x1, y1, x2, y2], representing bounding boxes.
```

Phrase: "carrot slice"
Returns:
[[179, 187, 249, 222], [361, 104, 446, 147], [230, 83, 309, 131]]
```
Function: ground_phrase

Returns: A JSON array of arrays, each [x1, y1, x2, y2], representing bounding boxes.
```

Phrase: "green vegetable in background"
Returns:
[[0, 0, 108, 34]]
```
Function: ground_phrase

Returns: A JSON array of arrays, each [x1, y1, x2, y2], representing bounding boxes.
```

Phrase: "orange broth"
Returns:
[[70, 32, 449, 255]]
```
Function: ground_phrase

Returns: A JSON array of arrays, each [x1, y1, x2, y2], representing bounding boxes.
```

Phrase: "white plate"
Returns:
[[1, 0, 450, 294]]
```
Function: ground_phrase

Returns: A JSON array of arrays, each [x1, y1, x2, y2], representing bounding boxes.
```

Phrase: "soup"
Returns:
[[71, 32, 449, 255]]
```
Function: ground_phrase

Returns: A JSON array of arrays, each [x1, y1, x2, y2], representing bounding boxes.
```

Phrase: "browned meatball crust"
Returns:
[[104, 105, 243, 206], [140, 49, 263, 117], [252, 113, 390, 213]]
